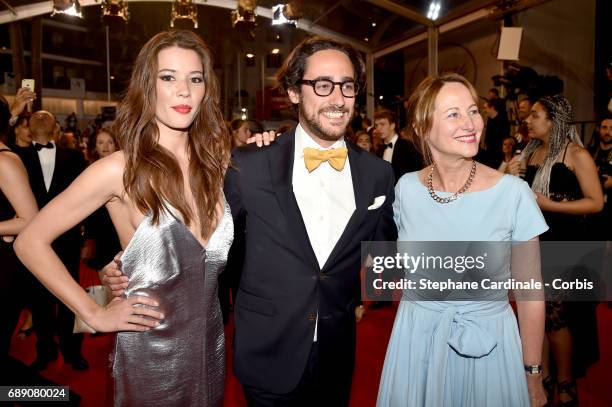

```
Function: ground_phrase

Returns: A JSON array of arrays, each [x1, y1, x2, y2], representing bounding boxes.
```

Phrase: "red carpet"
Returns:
[[8, 264, 612, 406]]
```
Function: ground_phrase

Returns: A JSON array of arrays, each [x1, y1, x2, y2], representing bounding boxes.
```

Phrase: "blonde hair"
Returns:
[[405, 73, 479, 165]]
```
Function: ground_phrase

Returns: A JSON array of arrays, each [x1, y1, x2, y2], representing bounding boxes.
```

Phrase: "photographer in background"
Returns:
[[587, 116, 612, 240], [482, 98, 510, 168], [488, 87, 502, 102], [514, 97, 533, 148]]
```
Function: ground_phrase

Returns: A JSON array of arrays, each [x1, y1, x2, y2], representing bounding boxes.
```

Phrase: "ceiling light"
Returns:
[[371, 22, 377, 27], [232, 0, 257, 27], [272, 4, 296, 26], [271, 48, 280, 54], [101, 0, 129, 24], [51, 0, 83, 18], [171, 0, 198, 29], [427, 1, 441, 20], [246, 53, 254, 58]]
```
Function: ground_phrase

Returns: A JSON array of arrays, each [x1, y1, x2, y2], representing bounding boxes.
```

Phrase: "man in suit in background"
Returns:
[[374, 109, 422, 183], [225, 37, 397, 406], [16, 110, 88, 371], [482, 98, 510, 167]]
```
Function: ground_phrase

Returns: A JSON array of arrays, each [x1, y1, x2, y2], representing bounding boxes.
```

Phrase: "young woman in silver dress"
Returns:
[[16, 30, 233, 406]]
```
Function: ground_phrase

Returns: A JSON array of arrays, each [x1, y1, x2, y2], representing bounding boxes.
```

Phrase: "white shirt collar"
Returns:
[[388, 134, 398, 145], [32, 140, 55, 146]]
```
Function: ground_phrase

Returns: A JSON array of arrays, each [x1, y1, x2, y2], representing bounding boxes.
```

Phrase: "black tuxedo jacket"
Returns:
[[224, 127, 397, 393], [16, 145, 86, 267], [378, 137, 423, 184]]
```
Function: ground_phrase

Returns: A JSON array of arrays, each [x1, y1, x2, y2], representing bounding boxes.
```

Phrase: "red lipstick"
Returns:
[[172, 105, 192, 114]]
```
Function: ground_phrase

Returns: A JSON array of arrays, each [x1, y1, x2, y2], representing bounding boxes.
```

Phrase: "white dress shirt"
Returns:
[[33, 140, 56, 192], [382, 134, 398, 163], [292, 124, 356, 341]]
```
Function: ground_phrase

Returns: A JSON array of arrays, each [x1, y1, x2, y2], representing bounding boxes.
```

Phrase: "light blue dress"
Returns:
[[377, 172, 548, 407]]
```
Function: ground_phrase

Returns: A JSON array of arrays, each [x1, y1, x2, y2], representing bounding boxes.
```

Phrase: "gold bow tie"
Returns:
[[303, 147, 348, 172]]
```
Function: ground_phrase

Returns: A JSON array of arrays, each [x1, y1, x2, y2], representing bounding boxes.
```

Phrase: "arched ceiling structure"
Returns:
[[1, 0, 550, 55]]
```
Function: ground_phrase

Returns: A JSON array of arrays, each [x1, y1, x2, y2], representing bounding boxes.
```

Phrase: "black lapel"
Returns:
[[27, 144, 48, 202], [28, 144, 44, 183], [269, 129, 320, 270], [48, 147, 62, 196], [391, 138, 399, 163], [321, 142, 371, 272]]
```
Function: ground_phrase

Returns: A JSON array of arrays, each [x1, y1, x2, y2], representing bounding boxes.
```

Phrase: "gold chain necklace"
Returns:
[[427, 161, 477, 204]]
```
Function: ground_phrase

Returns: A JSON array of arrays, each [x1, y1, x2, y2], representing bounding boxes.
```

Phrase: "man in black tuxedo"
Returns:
[[225, 37, 397, 406], [16, 110, 88, 371], [374, 109, 422, 183]]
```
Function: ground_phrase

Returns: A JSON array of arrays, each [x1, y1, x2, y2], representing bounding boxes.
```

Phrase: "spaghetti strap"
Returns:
[[0, 148, 11, 152], [561, 142, 570, 163]]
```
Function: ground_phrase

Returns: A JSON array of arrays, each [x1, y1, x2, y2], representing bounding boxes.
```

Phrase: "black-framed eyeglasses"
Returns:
[[298, 79, 359, 98]]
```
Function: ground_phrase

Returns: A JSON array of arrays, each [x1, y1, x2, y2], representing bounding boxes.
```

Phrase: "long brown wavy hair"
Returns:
[[114, 30, 231, 238]]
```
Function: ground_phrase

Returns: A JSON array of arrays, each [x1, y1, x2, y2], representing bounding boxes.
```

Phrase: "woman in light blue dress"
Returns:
[[377, 74, 548, 406]]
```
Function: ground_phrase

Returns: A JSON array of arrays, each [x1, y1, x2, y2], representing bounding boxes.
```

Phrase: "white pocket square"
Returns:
[[367, 195, 386, 210]]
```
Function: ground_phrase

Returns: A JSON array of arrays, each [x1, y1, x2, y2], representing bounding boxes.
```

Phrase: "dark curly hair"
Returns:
[[275, 36, 366, 96]]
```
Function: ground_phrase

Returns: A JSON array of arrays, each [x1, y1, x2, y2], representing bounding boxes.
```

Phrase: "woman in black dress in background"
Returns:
[[82, 128, 121, 274], [0, 97, 38, 380], [511, 95, 604, 406]]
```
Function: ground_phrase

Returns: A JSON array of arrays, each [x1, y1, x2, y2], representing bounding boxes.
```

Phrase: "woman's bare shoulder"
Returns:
[[76, 151, 127, 200], [89, 151, 126, 176], [567, 141, 585, 153], [0, 150, 26, 177], [567, 143, 595, 167]]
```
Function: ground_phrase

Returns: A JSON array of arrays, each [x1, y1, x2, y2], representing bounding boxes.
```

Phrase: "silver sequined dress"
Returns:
[[112, 200, 233, 407]]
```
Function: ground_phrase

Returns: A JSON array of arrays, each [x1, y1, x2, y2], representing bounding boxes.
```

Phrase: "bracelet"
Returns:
[[524, 364, 543, 375]]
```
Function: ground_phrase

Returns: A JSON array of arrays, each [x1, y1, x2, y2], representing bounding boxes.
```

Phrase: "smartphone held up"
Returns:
[[21, 79, 35, 92], [21, 79, 35, 112]]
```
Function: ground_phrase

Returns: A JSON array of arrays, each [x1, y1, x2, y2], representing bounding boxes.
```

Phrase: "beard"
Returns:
[[299, 102, 351, 143]]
